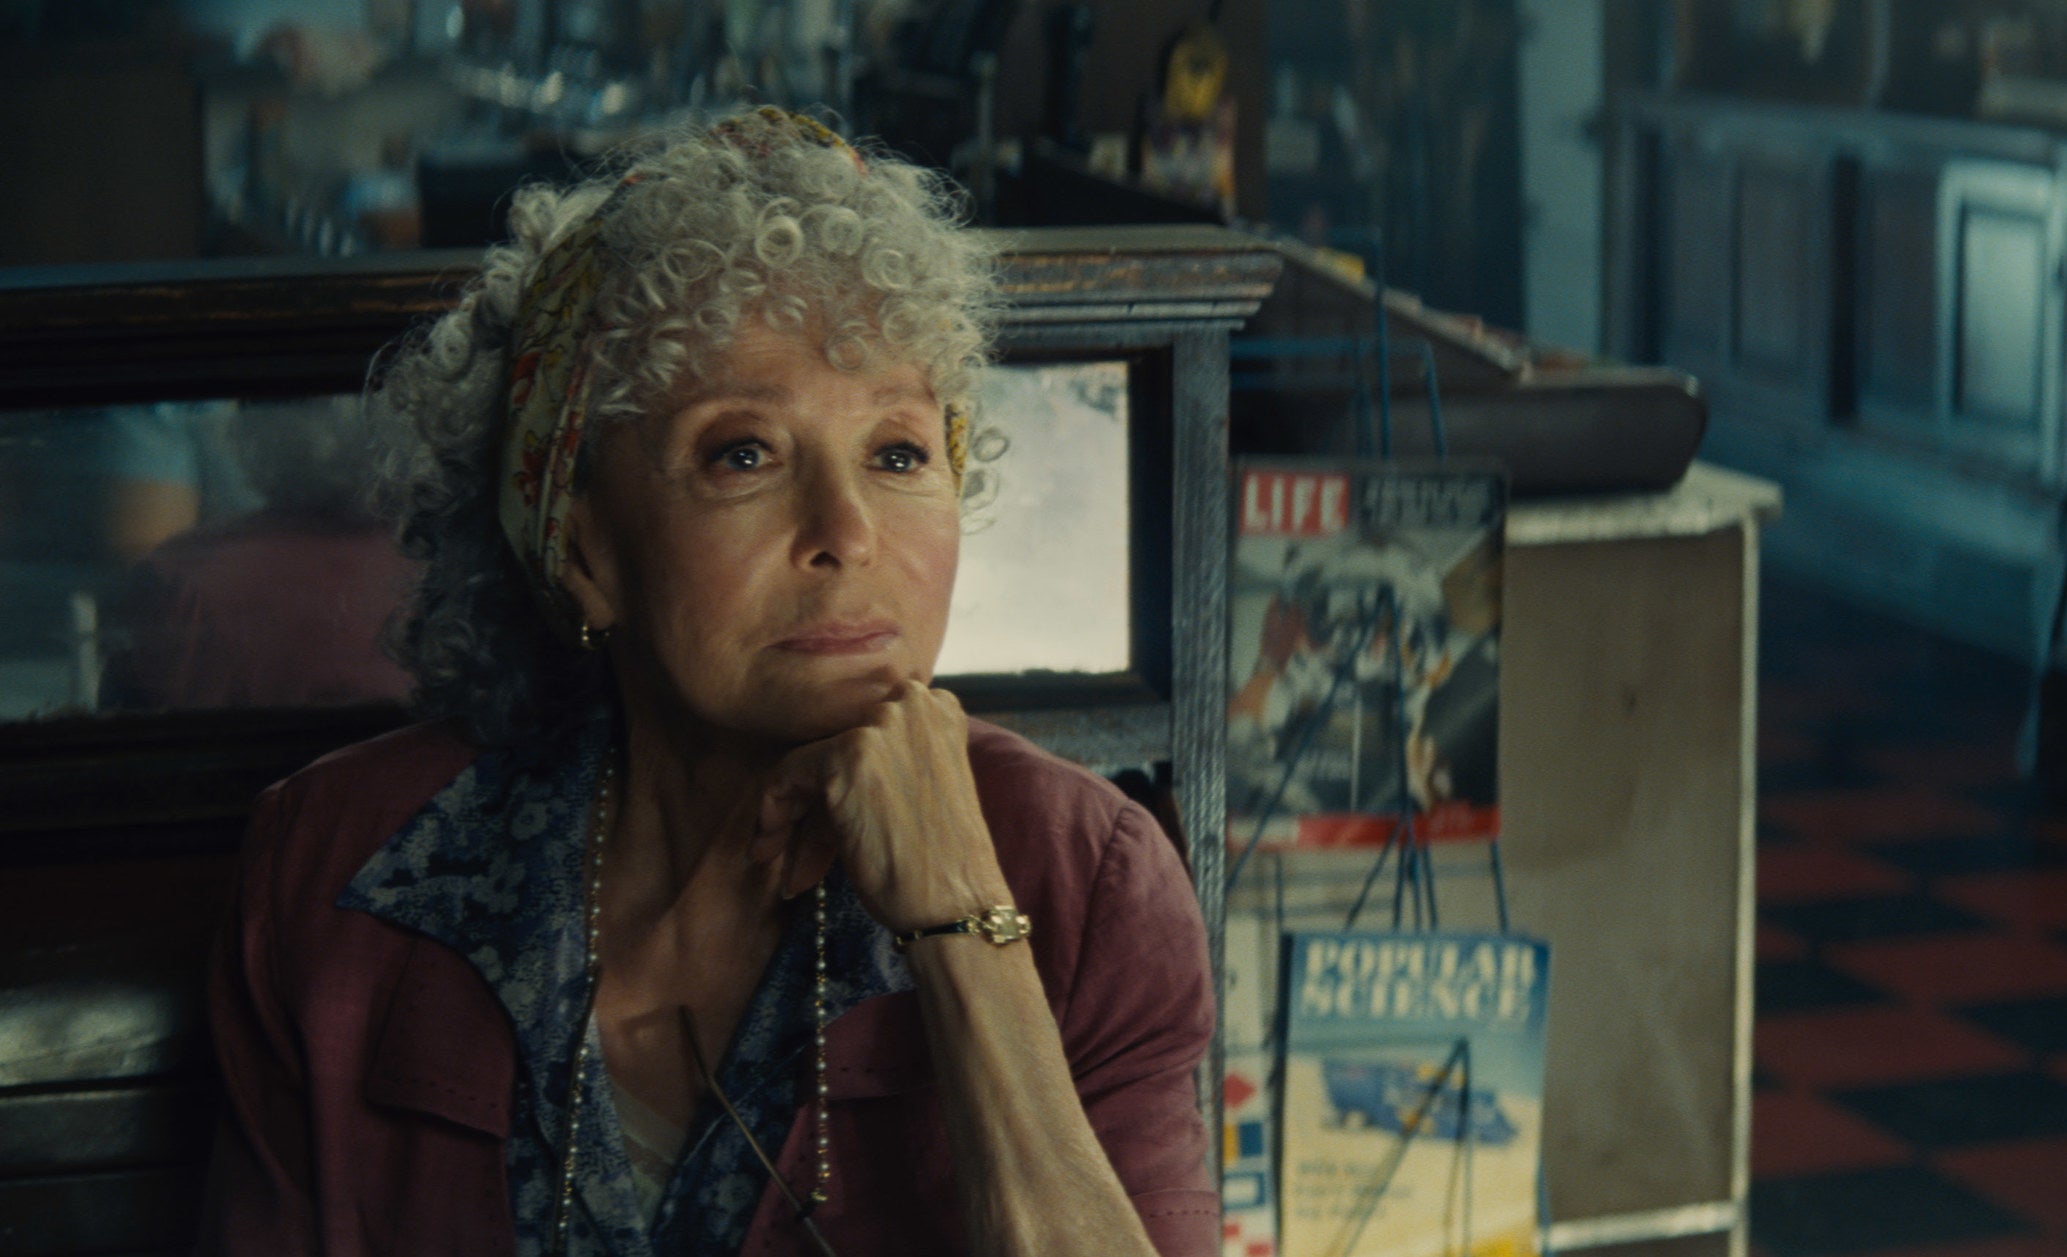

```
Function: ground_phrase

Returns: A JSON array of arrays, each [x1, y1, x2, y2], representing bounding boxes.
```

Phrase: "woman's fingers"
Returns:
[[748, 755, 821, 865], [749, 733, 859, 895], [779, 817, 840, 899], [749, 681, 1003, 928]]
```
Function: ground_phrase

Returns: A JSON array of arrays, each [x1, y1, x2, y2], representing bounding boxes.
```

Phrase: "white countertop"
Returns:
[[1508, 462, 1782, 547]]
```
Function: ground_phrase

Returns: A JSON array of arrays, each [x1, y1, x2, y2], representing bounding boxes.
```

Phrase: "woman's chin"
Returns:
[[743, 669, 914, 746], [623, 647, 931, 751]]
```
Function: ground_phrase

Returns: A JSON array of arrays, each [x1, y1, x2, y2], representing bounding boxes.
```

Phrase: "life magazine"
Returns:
[[1279, 931, 1549, 1257], [1227, 462, 1505, 853]]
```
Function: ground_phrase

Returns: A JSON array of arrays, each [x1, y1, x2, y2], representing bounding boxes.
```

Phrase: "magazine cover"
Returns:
[[1224, 1048, 1279, 1257], [1278, 931, 1549, 1257], [1222, 911, 1279, 1257], [1227, 462, 1505, 854]]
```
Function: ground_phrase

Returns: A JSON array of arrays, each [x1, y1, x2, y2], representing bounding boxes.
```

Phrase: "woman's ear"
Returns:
[[559, 495, 622, 635]]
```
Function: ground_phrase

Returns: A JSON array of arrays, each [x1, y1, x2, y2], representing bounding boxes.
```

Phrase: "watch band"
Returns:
[[892, 904, 1032, 952]]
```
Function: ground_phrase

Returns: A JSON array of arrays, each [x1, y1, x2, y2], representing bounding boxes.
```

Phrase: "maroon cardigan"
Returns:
[[199, 718, 1219, 1255]]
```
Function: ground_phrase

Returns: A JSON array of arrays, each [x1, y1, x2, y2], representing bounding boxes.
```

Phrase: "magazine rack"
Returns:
[[1225, 268, 1781, 1257], [1226, 288, 1512, 932], [1226, 466, 1781, 1257], [1223, 293, 1540, 1257]]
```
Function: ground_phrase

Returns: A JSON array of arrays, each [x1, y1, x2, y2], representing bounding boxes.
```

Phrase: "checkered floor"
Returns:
[[1751, 577, 2067, 1257]]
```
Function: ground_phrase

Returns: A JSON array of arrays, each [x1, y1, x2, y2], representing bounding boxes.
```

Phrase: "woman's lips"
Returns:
[[774, 621, 900, 655]]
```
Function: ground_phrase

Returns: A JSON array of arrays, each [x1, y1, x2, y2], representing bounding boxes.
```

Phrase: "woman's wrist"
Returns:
[[892, 903, 1032, 953], [874, 841, 1014, 936]]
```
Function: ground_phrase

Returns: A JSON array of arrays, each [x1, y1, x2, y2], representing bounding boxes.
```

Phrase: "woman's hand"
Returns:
[[749, 681, 1179, 1257], [748, 680, 1013, 932]]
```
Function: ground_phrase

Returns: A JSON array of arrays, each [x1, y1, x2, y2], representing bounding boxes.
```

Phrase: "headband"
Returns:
[[496, 108, 969, 644]]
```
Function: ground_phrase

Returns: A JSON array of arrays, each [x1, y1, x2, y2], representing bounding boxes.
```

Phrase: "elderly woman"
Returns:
[[201, 108, 1216, 1256]]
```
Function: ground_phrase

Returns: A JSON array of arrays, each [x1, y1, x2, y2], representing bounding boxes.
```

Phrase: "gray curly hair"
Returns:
[[372, 110, 1004, 747]]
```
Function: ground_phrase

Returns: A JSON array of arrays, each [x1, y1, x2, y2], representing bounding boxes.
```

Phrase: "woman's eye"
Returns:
[[713, 441, 767, 472], [876, 442, 930, 473]]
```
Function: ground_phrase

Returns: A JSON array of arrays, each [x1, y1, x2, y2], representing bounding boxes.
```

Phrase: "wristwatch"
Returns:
[[892, 904, 1032, 952]]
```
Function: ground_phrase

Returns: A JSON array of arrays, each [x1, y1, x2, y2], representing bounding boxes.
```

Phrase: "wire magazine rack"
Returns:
[[1224, 246, 1544, 1257]]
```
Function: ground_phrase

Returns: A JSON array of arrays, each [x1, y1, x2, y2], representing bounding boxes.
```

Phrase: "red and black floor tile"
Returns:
[[1750, 577, 2067, 1257]]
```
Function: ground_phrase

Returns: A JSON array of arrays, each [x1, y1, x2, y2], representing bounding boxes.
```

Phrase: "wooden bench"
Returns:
[[0, 707, 401, 1256]]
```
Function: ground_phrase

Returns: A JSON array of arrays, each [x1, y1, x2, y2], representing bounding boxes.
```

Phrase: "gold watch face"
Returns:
[[977, 905, 1032, 945]]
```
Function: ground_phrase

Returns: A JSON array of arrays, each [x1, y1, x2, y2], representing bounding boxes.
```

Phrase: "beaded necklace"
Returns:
[[551, 758, 837, 1256]]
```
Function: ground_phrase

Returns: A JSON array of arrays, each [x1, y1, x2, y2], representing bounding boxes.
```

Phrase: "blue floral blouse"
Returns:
[[337, 719, 913, 1256]]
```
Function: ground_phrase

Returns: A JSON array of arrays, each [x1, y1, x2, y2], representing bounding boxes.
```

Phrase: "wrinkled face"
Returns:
[[565, 322, 961, 749]]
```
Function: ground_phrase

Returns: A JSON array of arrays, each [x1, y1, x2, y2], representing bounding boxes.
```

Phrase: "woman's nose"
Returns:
[[794, 467, 876, 569]]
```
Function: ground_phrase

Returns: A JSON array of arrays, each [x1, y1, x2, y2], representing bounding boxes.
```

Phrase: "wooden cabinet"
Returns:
[[1936, 160, 2064, 470], [1612, 93, 2067, 661], [1652, 135, 1836, 428], [1854, 163, 1940, 423], [1852, 152, 2067, 471]]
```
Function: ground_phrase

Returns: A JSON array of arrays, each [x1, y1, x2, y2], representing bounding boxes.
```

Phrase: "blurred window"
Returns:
[[941, 360, 1133, 678], [0, 394, 414, 720], [0, 361, 1138, 723]]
